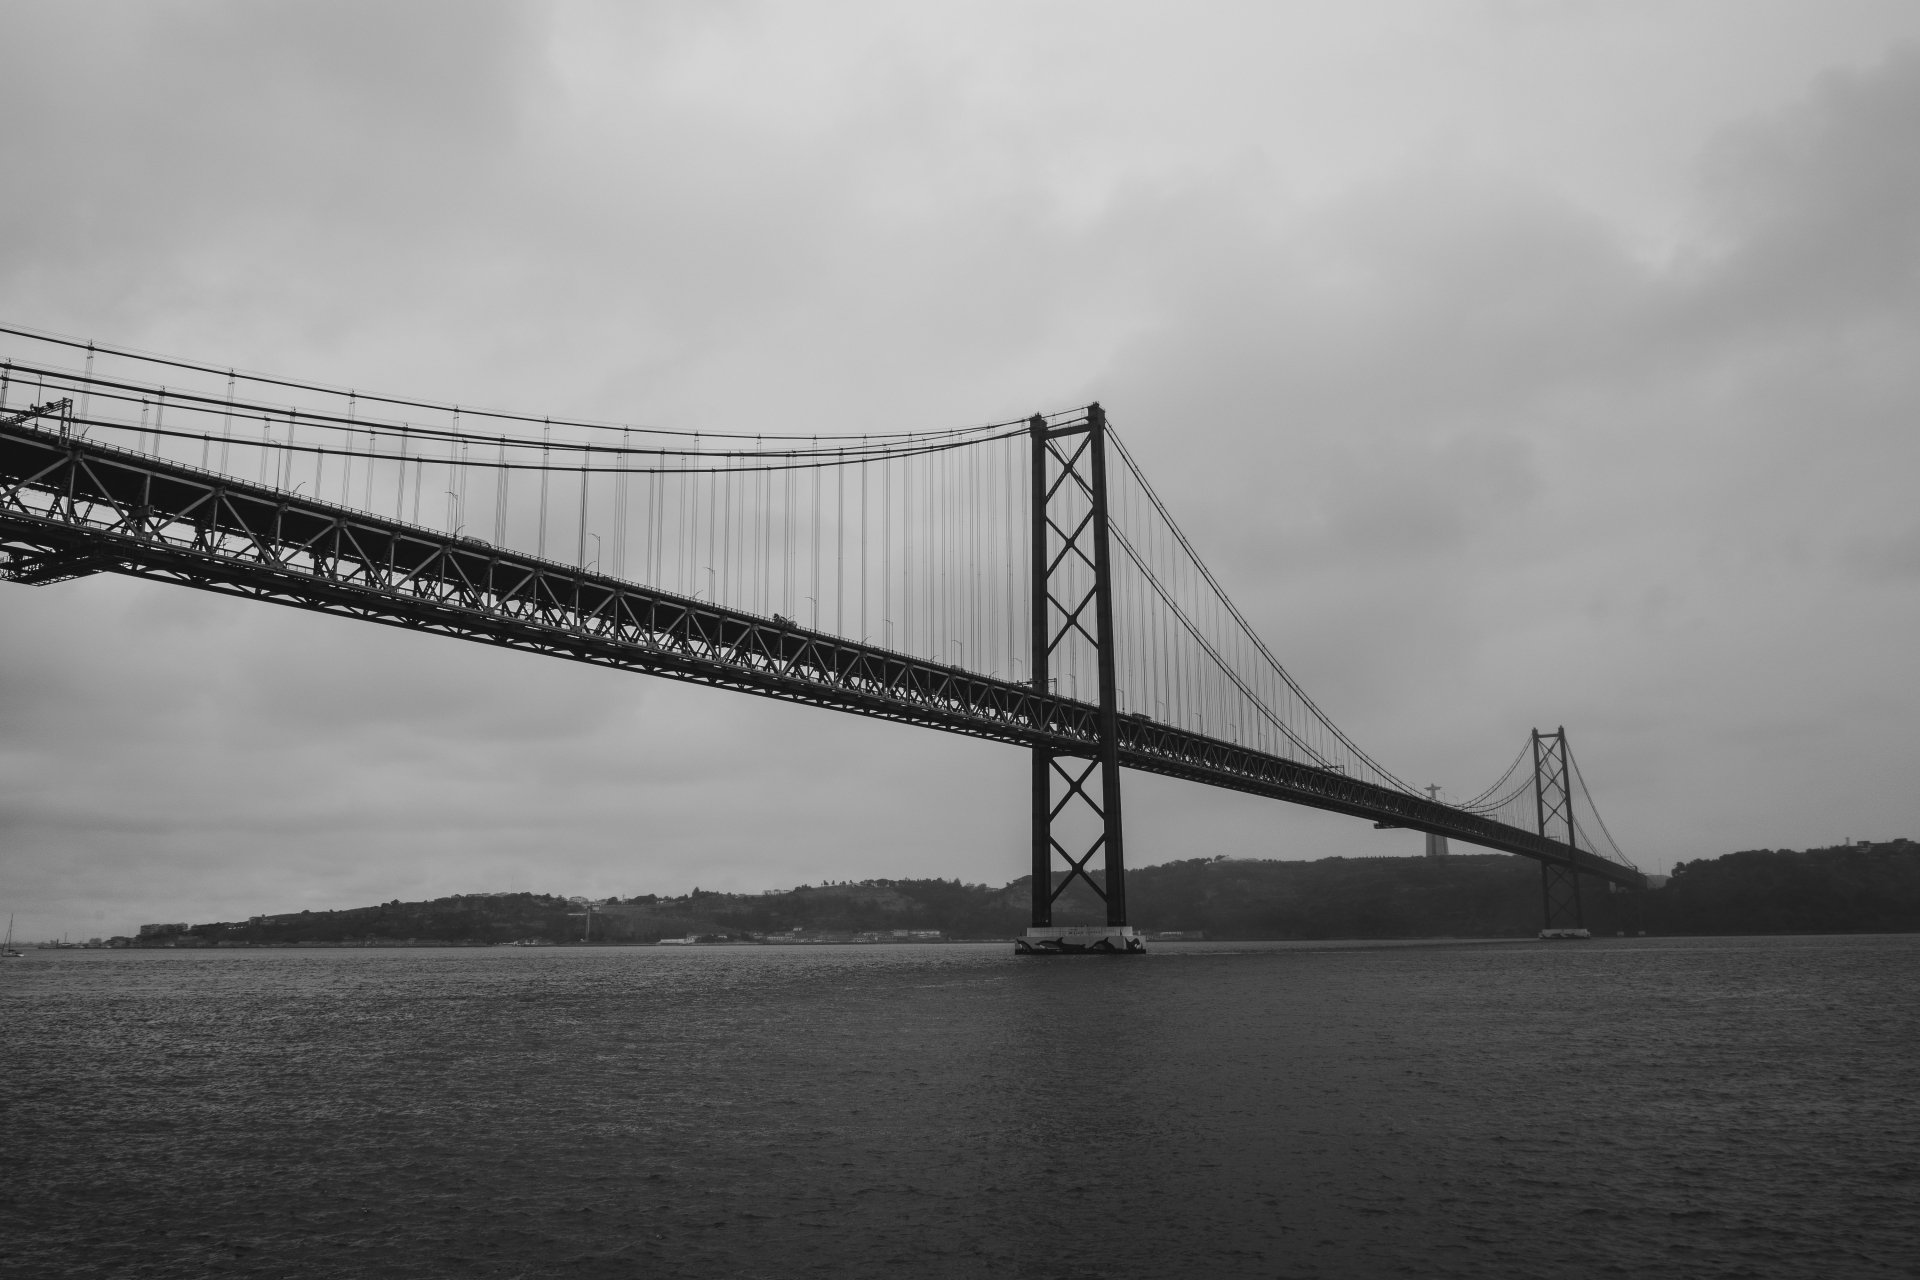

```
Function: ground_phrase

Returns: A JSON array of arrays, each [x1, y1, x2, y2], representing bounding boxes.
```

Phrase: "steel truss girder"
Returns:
[[0, 418, 1645, 890]]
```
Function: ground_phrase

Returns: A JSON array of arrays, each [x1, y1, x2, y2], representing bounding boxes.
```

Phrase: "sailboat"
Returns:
[[2, 915, 22, 958]]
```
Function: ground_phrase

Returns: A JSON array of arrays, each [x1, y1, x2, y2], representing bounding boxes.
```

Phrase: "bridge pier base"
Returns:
[[1015, 925, 1145, 956]]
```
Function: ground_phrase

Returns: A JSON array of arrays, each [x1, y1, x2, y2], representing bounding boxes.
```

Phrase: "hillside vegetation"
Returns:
[[160, 840, 1920, 946]]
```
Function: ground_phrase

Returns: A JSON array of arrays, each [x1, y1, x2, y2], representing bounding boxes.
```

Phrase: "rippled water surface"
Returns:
[[4, 935, 1917, 1279]]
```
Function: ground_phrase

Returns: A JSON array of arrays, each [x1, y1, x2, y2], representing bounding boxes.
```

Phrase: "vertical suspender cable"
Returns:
[[615, 428, 630, 579], [395, 424, 408, 521], [537, 421, 551, 559], [312, 409, 326, 503], [860, 448, 870, 641], [494, 438, 509, 545], [217, 371, 236, 472], [716, 462, 727, 604], [835, 449, 846, 638], [77, 341, 94, 429], [449, 408, 463, 533], [754, 440, 767, 614], [578, 459, 590, 570], [1006, 441, 1021, 679], [410, 426, 423, 526], [924, 449, 933, 655], [811, 439, 821, 628], [683, 437, 698, 598], [972, 442, 982, 673], [355, 395, 373, 512], [283, 407, 296, 492], [648, 461, 661, 587], [888, 453, 899, 650], [337, 395, 352, 505], [706, 443, 721, 602], [782, 462, 794, 617]]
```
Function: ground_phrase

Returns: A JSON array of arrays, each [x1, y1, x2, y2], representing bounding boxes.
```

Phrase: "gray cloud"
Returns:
[[1095, 46, 1920, 861]]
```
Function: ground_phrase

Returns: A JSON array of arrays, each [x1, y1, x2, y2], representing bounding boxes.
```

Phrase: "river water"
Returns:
[[3, 935, 1915, 1279]]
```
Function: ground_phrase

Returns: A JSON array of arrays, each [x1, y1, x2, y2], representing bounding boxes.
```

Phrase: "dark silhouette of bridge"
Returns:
[[0, 328, 1644, 950]]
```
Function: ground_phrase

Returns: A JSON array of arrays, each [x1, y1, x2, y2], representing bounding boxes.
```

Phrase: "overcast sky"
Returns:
[[4, 1, 1918, 938]]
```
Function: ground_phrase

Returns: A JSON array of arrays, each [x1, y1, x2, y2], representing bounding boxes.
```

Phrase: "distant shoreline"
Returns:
[[52, 930, 1920, 953], [73, 843, 1918, 950]]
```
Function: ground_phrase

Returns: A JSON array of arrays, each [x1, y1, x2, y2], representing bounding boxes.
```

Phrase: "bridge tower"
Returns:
[[1018, 404, 1142, 954], [1532, 727, 1588, 937]]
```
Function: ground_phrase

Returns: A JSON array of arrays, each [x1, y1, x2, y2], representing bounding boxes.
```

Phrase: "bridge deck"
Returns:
[[0, 419, 1644, 888]]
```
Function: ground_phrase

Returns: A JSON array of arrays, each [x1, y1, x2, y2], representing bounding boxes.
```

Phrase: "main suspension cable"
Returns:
[[0, 324, 1047, 444]]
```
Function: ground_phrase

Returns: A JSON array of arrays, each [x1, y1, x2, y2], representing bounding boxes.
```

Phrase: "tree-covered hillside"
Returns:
[[162, 840, 1920, 946], [1651, 842, 1920, 934]]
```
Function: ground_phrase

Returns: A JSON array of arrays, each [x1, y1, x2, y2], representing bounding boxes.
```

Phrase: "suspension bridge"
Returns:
[[0, 327, 1643, 951]]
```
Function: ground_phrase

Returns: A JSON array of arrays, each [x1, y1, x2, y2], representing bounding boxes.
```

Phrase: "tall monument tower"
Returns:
[[1424, 785, 1449, 859]]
